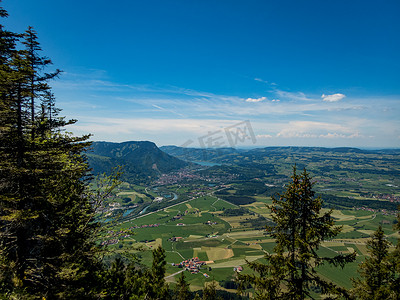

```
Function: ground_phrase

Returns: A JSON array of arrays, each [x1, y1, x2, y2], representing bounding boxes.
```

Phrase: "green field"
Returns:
[[101, 170, 399, 298]]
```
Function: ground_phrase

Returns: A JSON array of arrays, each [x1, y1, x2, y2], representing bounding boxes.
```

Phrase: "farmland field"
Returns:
[[103, 188, 398, 296], [98, 147, 400, 297]]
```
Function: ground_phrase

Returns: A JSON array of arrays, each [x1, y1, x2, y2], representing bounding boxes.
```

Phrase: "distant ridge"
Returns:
[[160, 145, 400, 165], [87, 141, 189, 183]]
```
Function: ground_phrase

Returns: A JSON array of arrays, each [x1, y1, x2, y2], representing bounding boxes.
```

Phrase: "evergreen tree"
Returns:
[[193, 293, 201, 300], [389, 206, 400, 299], [237, 167, 356, 299], [0, 4, 101, 298], [0, 4, 184, 300], [147, 245, 169, 299], [123, 258, 148, 300], [21, 26, 61, 139], [173, 272, 191, 300], [351, 225, 395, 299], [103, 257, 128, 299], [202, 280, 222, 300]]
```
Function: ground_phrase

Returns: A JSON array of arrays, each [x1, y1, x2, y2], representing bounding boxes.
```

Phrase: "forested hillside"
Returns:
[[88, 141, 189, 183]]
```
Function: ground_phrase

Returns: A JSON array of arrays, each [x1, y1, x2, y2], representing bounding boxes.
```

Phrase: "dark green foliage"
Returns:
[[351, 226, 398, 299], [96, 246, 171, 299], [232, 181, 269, 196], [214, 189, 230, 195], [393, 207, 400, 297], [220, 207, 250, 216], [160, 145, 239, 163], [21, 26, 61, 140], [219, 195, 256, 205], [263, 186, 285, 197], [149, 245, 170, 299], [104, 258, 127, 299], [239, 216, 270, 230], [202, 280, 222, 300], [220, 279, 238, 290], [237, 167, 356, 299], [193, 293, 201, 300], [0, 5, 100, 298], [102, 256, 149, 300], [320, 194, 399, 211], [238, 254, 286, 300], [173, 272, 191, 300]]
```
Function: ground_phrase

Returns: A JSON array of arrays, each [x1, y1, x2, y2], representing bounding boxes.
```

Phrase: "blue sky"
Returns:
[[3, 0, 400, 148]]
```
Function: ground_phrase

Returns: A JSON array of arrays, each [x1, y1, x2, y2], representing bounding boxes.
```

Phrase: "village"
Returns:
[[153, 167, 237, 186], [171, 256, 244, 278], [173, 257, 208, 275]]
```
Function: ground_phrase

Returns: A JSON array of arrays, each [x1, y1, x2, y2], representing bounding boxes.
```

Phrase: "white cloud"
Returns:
[[254, 78, 277, 86], [246, 96, 267, 103], [319, 132, 362, 139], [256, 134, 273, 139], [321, 93, 346, 102], [151, 104, 186, 117], [276, 121, 356, 138], [275, 90, 311, 101]]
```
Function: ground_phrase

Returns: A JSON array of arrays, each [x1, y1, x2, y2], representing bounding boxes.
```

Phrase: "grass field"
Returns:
[[105, 186, 399, 297]]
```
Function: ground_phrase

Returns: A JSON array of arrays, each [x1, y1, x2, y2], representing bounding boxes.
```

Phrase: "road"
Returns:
[[165, 269, 184, 279]]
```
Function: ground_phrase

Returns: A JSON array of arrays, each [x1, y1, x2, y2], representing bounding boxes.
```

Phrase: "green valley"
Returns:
[[95, 145, 400, 296]]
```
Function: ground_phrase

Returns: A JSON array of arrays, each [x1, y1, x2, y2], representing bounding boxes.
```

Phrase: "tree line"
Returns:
[[0, 4, 239, 298], [1, 3, 399, 299], [0, 3, 174, 299]]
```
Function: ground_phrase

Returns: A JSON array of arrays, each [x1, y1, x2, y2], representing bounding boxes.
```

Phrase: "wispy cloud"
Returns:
[[276, 121, 359, 139], [151, 104, 186, 117], [254, 78, 277, 86], [256, 134, 273, 138], [321, 93, 346, 102], [274, 90, 311, 101], [246, 96, 267, 103]]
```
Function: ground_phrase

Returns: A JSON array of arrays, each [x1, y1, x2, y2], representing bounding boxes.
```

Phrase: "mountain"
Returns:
[[87, 141, 190, 183]]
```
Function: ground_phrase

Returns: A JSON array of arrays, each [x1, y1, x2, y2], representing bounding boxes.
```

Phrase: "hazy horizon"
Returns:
[[90, 140, 400, 151]]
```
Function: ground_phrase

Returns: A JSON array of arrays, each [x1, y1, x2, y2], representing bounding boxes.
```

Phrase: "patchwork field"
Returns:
[[106, 189, 399, 295]]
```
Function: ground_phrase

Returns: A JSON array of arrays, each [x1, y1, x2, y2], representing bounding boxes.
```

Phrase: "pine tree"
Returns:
[[173, 272, 191, 300], [202, 280, 222, 300], [351, 226, 395, 299], [123, 258, 149, 299], [237, 167, 356, 299], [103, 258, 127, 299], [21, 26, 60, 140], [389, 206, 400, 299], [1, 4, 185, 299], [0, 4, 101, 298], [147, 245, 170, 299], [193, 293, 201, 300]]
